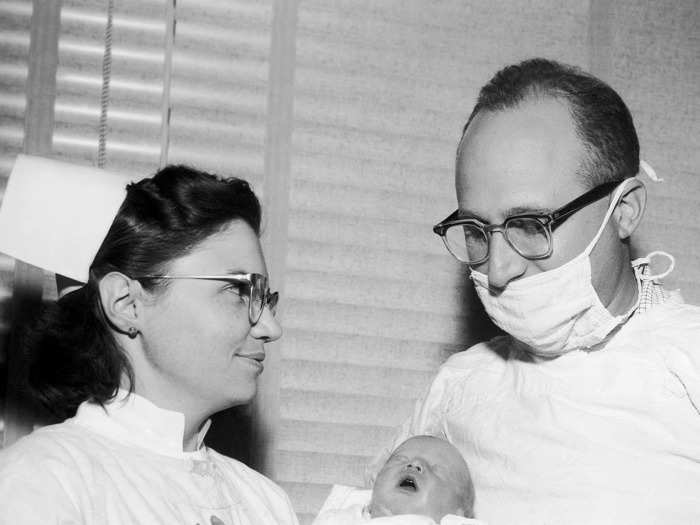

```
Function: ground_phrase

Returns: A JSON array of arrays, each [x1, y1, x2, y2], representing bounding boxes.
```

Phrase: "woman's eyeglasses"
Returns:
[[133, 273, 278, 326]]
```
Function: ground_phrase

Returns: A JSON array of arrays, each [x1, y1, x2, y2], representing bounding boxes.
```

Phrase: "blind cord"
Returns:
[[159, 0, 176, 168], [97, 0, 114, 168]]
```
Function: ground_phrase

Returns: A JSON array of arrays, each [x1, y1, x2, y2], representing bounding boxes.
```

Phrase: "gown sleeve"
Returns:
[[0, 445, 83, 524]]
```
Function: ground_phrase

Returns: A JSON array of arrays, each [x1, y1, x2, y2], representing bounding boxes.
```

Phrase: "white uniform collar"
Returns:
[[73, 389, 212, 459]]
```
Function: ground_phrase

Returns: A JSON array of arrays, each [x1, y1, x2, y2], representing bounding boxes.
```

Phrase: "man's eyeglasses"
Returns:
[[133, 273, 278, 326], [433, 180, 622, 266]]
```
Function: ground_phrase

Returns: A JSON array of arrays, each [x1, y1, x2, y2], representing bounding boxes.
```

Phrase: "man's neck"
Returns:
[[603, 264, 639, 317]]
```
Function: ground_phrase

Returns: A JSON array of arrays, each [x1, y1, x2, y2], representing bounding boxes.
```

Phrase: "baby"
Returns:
[[313, 435, 484, 525]]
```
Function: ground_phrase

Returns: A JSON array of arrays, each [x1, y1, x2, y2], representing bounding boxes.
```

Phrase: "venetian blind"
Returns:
[[0, 0, 32, 438], [0, 0, 31, 180], [167, 0, 271, 191], [52, 0, 167, 174], [52, 0, 271, 183]]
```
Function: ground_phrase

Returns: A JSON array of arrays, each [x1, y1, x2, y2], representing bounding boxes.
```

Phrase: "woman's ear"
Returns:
[[98, 272, 144, 336], [612, 178, 647, 239]]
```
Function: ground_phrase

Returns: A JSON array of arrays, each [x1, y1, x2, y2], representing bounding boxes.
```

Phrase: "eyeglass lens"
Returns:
[[248, 275, 278, 324], [445, 217, 550, 263], [505, 218, 550, 257]]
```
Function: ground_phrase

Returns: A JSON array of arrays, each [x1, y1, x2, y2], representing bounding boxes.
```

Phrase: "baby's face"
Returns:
[[369, 436, 473, 521]]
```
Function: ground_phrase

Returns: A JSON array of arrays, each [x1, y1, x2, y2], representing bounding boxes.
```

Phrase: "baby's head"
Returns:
[[369, 435, 475, 521]]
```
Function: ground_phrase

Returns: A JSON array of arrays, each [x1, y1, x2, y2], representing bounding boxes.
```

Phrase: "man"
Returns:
[[374, 59, 700, 524]]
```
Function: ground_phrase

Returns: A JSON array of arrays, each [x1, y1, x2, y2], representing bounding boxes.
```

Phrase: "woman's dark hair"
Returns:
[[28, 165, 262, 420]]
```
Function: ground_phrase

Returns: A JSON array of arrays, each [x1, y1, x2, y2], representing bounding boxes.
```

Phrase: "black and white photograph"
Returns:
[[0, 1, 698, 524]]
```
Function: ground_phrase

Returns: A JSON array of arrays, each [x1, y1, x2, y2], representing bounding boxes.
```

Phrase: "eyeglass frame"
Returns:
[[132, 273, 278, 326], [432, 180, 624, 265]]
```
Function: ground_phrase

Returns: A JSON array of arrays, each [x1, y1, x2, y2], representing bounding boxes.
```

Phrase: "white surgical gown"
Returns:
[[375, 299, 700, 524], [0, 392, 299, 525]]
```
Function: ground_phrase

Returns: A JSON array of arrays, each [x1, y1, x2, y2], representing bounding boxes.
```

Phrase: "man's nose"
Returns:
[[485, 230, 527, 291]]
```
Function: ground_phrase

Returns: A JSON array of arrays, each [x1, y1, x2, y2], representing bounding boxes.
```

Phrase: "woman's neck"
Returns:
[[121, 377, 210, 452]]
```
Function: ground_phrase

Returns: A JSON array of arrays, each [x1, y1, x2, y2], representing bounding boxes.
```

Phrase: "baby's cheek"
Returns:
[[430, 485, 466, 517], [368, 486, 394, 518]]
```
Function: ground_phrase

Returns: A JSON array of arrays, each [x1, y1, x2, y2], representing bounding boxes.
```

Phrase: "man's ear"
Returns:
[[98, 272, 144, 336], [612, 178, 646, 239]]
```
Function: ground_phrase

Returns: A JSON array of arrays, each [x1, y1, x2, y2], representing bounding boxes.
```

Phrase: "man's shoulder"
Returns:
[[443, 334, 515, 370], [625, 298, 700, 362], [632, 298, 700, 334]]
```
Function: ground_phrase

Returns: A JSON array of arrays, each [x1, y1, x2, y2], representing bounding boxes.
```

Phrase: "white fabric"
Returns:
[[0, 155, 133, 282], [313, 485, 486, 525], [0, 391, 298, 525], [371, 299, 700, 524], [316, 485, 373, 517]]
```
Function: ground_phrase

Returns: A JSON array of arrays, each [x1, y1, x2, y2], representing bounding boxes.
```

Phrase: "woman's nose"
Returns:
[[252, 306, 282, 342]]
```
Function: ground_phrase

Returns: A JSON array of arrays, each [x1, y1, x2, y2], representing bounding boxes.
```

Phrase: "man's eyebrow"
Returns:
[[457, 209, 488, 223], [457, 205, 553, 224], [503, 205, 552, 217]]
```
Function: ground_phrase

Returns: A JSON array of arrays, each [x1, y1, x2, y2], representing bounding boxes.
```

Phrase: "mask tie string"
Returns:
[[640, 159, 662, 182], [632, 251, 676, 281], [632, 160, 675, 281]]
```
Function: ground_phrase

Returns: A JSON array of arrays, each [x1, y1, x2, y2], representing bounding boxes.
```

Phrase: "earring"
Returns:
[[127, 327, 138, 338]]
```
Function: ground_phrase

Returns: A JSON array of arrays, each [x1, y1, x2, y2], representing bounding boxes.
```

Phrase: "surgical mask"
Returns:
[[470, 177, 660, 357]]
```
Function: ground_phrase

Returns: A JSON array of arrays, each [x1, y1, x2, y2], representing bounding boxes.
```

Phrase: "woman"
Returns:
[[0, 165, 298, 524]]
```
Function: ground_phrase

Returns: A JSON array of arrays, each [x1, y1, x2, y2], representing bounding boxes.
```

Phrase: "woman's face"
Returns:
[[135, 219, 281, 416]]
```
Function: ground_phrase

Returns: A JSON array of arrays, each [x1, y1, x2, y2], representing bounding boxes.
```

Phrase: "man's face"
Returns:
[[456, 98, 624, 302], [370, 436, 473, 521]]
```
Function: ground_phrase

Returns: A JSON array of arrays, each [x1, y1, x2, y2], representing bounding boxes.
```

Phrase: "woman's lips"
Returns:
[[238, 351, 265, 362], [237, 352, 265, 373]]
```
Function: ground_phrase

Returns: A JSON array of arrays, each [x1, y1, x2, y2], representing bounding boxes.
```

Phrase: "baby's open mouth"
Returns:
[[398, 474, 418, 492]]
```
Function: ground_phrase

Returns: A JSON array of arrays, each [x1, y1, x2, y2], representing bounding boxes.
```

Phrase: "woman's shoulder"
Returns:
[[206, 448, 265, 477], [0, 421, 90, 512], [0, 419, 87, 467], [206, 448, 294, 501], [205, 449, 299, 523]]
